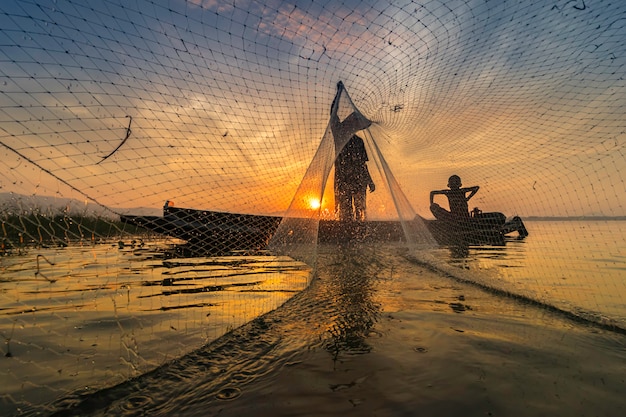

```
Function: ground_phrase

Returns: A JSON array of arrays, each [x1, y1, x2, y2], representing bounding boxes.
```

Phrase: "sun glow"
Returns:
[[309, 198, 321, 210]]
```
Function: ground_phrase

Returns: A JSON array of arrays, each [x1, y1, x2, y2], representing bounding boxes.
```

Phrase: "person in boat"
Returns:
[[430, 175, 479, 223], [334, 134, 376, 222]]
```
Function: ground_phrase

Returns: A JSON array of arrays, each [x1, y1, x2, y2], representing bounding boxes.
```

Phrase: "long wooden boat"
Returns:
[[120, 202, 528, 255], [120, 204, 282, 255], [427, 211, 528, 245]]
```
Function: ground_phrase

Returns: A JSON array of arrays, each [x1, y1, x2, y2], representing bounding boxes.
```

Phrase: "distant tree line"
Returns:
[[1, 212, 148, 252]]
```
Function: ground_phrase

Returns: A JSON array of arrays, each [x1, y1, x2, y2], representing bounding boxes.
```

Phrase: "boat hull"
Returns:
[[121, 206, 282, 255], [120, 204, 527, 255], [426, 212, 528, 245]]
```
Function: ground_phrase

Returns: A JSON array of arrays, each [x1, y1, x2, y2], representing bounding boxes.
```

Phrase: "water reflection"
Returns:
[[0, 239, 310, 416], [321, 246, 381, 362], [430, 221, 626, 330], [449, 243, 470, 258]]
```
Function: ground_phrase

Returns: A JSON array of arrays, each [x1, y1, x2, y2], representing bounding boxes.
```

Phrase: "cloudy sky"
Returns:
[[0, 0, 624, 217]]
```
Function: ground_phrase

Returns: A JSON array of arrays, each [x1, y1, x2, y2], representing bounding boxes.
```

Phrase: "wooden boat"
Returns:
[[121, 202, 411, 254], [427, 207, 528, 245], [120, 201, 528, 255], [120, 203, 282, 255]]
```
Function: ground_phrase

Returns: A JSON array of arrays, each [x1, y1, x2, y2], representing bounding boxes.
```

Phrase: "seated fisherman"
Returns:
[[430, 175, 479, 222]]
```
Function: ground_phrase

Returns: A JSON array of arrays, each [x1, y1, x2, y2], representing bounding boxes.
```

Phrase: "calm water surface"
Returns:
[[1, 220, 625, 415], [0, 240, 310, 415], [430, 220, 626, 327]]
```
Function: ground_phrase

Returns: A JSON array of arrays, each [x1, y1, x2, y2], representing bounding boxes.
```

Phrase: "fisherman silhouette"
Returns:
[[429, 175, 479, 222], [334, 134, 375, 222], [329, 82, 375, 222]]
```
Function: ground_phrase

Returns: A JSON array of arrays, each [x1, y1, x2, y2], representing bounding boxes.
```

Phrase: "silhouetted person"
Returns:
[[430, 175, 479, 222], [335, 135, 375, 222], [329, 81, 375, 223]]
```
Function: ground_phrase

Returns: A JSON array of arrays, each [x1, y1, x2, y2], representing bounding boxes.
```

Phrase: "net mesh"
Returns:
[[1, 0, 625, 414]]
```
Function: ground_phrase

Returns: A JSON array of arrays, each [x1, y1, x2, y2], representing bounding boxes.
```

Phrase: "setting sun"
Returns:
[[309, 198, 321, 210]]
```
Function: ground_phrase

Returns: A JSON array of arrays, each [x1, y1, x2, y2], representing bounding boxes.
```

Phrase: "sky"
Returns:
[[0, 0, 625, 218]]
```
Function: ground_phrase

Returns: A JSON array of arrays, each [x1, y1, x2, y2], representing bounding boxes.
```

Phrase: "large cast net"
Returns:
[[1, 0, 625, 414]]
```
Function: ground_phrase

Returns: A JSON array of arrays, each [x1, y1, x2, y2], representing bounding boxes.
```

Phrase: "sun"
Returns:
[[308, 198, 321, 210]]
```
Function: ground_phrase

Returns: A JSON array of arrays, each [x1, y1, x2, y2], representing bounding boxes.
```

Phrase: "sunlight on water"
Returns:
[[36, 244, 626, 417], [2, 223, 626, 415], [431, 221, 626, 327], [0, 239, 310, 414]]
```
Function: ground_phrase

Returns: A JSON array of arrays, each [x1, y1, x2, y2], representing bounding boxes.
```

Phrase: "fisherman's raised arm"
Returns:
[[464, 185, 480, 201], [430, 189, 445, 205]]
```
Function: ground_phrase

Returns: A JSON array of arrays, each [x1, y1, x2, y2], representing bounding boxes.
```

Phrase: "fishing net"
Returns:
[[1, 0, 625, 414]]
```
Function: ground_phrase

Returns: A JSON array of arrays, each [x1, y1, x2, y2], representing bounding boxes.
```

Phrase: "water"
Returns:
[[1, 221, 625, 415], [429, 220, 626, 328], [0, 240, 311, 415]]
